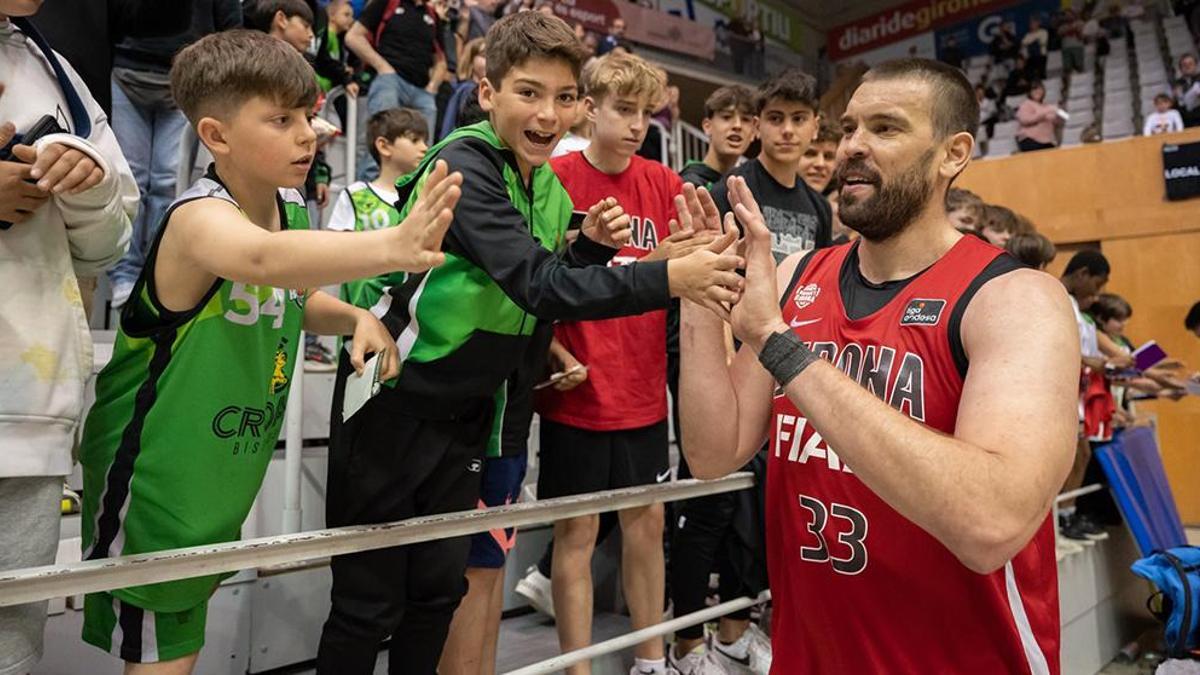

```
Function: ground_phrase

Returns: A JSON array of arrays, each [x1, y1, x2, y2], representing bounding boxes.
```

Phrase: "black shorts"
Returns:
[[537, 418, 670, 500]]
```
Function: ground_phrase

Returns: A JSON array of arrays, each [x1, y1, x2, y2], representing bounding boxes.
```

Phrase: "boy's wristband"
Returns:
[[758, 329, 818, 386]]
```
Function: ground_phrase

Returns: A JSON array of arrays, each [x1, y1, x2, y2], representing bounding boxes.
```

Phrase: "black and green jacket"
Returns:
[[347, 121, 669, 416]]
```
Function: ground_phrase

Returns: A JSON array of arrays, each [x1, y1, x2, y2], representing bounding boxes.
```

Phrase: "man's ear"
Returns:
[[941, 130, 974, 181]]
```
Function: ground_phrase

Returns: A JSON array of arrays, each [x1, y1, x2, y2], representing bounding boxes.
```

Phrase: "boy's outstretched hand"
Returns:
[[580, 197, 632, 249], [725, 175, 787, 352], [393, 159, 462, 272]]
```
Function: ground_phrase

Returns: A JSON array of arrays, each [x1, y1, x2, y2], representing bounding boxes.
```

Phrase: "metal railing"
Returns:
[[672, 120, 709, 172], [0, 473, 754, 608]]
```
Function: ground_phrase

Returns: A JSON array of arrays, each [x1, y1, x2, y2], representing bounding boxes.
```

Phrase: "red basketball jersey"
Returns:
[[769, 236, 1059, 674], [536, 152, 680, 430]]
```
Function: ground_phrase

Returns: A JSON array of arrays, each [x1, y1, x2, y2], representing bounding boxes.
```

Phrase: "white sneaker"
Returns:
[[1056, 535, 1084, 561], [668, 643, 729, 675], [743, 624, 772, 675], [514, 566, 555, 619], [711, 625, 771, 675]]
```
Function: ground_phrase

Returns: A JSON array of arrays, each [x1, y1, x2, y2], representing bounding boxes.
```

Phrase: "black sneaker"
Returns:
[[1075, 513, 1110, 541], [1058, 513, 1094, 544], [304, 338, 337, 372]]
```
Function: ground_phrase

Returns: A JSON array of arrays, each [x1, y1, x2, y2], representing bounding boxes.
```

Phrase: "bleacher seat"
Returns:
[[1068, 81, 1095, 99], [1102, 117, 1136, 139], [1065, 109, 1095, 128], [967, 54, 991, 69], [1062, 125, 1085, 146], [1066, 96, 1094, 113], [1044, 86, 1063, 105], [1141, 82, 1172, 99], [992, 120, 1019, 139], [1046, 51, 1064, 72], [986, 137, 1017, 156], [1004, 94, 1026, 109]]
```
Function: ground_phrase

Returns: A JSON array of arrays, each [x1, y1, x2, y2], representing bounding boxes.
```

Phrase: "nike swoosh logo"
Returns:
[[789, 317, 822, 328], [656, 469, 672, 483], [713, 644, 752, 667]]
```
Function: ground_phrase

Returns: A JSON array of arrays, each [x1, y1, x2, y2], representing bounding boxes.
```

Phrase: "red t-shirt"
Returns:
[[536, 152, 681, 431], [769, 237, 1060, 673]]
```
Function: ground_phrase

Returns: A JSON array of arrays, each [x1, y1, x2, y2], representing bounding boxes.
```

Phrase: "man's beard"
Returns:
[[836, 149, 935, 243]]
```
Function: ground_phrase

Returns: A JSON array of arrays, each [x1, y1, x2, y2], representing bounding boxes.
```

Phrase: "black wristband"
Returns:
[[758, 329, 818, 386]]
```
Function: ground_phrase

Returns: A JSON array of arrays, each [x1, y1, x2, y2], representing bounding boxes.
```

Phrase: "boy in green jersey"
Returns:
[[77, 30, 463, 673], [317, 12, 745, 674], [327, 107, 429, 306]]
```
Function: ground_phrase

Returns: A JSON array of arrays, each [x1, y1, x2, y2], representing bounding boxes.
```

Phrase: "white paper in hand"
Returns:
[[342, 353, 383, 422]]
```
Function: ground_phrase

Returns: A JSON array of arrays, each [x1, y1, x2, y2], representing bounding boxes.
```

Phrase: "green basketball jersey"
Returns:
[[80, 170, 308, 612], [327, 181, 401, 307]]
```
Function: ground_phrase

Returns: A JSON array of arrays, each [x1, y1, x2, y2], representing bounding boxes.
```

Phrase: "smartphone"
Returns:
[[1, 115, 66, 230], [0, 114, 64, 162], [534, 364, 587, 390], [1133, 341, 1168, 373], [341, 352, 383, 421]]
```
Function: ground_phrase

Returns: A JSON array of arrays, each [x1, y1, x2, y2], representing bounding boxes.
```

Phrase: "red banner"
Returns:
[[548, 0, 716, 61], [828, 0, 1018, 60]]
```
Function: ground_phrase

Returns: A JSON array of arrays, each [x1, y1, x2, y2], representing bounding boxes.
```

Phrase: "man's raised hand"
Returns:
[[725, 175, 787, 350]]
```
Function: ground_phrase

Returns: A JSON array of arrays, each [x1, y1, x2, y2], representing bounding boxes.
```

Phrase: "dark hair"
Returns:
[[1063, 249, 1110, 277], [754, 67, 819, 114], [454, 82, 488, 130], [1089, 292, 1132, 322], [1186, 301, 1200, 331], [485, 12, 588, 88], [812, 119, 842, 145], [1154, 93, 1173, 104], [1004, 232, 1056, 269], [367, 108, 429, 164], [246, 0, 314, 31], [172, 29, 319, 125], [945, 187, 982, 213], [862, 58, 979, 139], [704, 84, 756, 118], [981, 203, 1021, 234]]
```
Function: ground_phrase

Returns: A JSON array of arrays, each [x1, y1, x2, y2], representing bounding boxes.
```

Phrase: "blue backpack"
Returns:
[[1132, 546, 1200, 658]]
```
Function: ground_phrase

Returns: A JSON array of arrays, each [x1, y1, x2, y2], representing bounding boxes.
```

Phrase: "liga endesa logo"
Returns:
[[830, 0, 1006, 58]]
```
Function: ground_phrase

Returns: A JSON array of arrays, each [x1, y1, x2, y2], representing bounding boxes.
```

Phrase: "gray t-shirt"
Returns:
[[710, 158, 832, 262]]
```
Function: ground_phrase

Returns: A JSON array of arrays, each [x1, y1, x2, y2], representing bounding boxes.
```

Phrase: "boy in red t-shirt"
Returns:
[[536, 53, 715, 675]]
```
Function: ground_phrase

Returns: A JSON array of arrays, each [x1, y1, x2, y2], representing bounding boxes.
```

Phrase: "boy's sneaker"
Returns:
[[668, 643, 728, 675], [711, 624, 772, 675], [304, 338, 337, 372], [1075, 513, 1110, 541], [515, 565, 555, 619]]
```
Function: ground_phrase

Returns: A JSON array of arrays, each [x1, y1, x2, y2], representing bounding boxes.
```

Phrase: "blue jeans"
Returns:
[[107, 78, 188, 288], [358, 72, 437, 181]]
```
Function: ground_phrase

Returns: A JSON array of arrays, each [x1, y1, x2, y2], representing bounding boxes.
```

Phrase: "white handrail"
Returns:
[[1056, 483, 1104, 503], [504, 592, 771, 675], [648, 118, 672, 169], [0, 473, 754, 607], [674, 120, 709, 172]]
